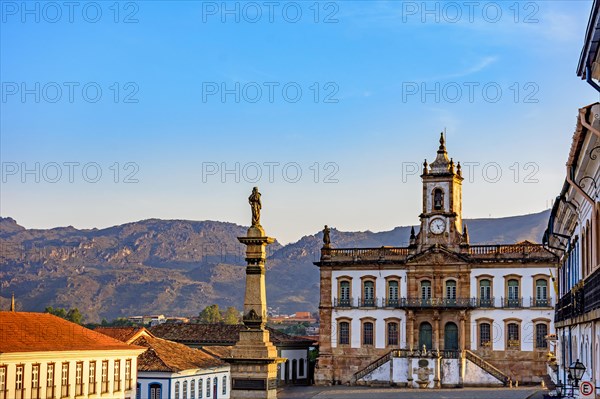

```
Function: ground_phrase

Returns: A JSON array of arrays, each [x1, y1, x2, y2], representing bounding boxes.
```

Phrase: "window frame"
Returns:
[[532, 274, 551, 307], [385, 276, 401, 307], [46, 363, 56, 399], [361, 317, 376, 347], [336, 275, 353, 307], [60, 362, 69, 398], [15, 364, 24, 399], [385, 318, 400, 348], [31, 363, 41, 399], [360, 275, 377, 307], [0, 365, 7, 399], [421, 280, 432, 301], [337, 318, 351, 346], [101, 360, 109, 394], [504, 318, 522, 351], [89, 361, 96, 395], [476, 317, 494, 349], [504, 274, 522, 308], [75, 361, 84, 396]]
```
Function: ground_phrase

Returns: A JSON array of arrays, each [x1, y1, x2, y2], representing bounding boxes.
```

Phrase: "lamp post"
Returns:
[[568, 359, 586, 396], [555, 381, 564, 398]]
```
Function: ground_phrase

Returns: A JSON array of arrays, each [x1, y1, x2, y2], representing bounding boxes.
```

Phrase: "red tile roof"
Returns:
[[132, 335, 226, 372], [0, 312, 144, 353], [94, 326, 152, 344], [199, 345, 233, 359], [149, 323, 314, 348]]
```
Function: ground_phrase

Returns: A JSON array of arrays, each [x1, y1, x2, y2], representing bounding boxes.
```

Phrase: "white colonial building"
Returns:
[[94, 327, 231, 399], [315, 135, 558, 387], [0, 311, 145, 399]]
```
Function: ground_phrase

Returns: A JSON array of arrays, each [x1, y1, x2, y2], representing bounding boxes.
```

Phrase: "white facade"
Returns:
[[137, 366, 230, 399], [0, 350, 142, 399]]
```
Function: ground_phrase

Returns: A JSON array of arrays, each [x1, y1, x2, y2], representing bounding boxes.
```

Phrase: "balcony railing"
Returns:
[[501, 297, 523, 308], [530, 297, 552, 308], [477, 297, 495, 307], [468, 243, 550, 257], [322, 246, 409, 262], [333, 297, 355, 308], [334, 296, 552, 310], [398, 297, 476, 308]]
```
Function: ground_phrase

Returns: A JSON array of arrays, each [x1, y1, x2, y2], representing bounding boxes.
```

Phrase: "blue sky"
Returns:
[[1, 1, 598, 243]]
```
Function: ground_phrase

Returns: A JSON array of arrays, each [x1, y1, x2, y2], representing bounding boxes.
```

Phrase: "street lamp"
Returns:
[[567, 359, 586, 397], [569, 359, 586, 386], [555, 381, 564, 398]]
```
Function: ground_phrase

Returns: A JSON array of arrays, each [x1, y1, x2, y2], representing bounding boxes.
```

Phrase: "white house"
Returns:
[[0, 311, 145, 399], [95, 327, 231, 399]]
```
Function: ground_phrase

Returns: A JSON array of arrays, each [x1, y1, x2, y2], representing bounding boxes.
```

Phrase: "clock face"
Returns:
[[429, 218, 446, 235]]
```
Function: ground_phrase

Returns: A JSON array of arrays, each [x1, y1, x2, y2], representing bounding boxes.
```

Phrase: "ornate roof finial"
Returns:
[[10, 292, 15, 312], [423, 159, 429, 174], [410, 226, 416, 239], [463, 224, 470, 244], [439, 131, 446, 152], [449, 158, 455, 173], [457, 162, 462, 177]]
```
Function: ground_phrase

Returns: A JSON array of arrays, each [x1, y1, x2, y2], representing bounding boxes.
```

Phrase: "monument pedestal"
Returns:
[[226, 212, 284, 399]]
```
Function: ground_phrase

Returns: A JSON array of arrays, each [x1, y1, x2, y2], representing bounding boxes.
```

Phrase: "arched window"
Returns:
[[507, 323, 520, 350], [387, 322, 399, 346], [421, 280, 432, 300], [299, 358, 305, 377], [339, 321, 350, 345], [136, 383, 141, 399], [433, 188, 444, 210], [213, 377, 217, 396], [362, 321, 374, 346], [175, 382, 180, 399], [183, 381, 188, 399], [445, 280, 457, 301], [198, 379, 203, 398], [535, 279, 548, 306], [149, 383, 161, 399], [479, 323, 491, 348], [222, 376, 226, 395], [206, 378, 211, 397], [190, 379, 195, 399]]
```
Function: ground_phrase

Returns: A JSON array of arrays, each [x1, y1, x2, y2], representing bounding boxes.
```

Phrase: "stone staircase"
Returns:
[[351, 350, 397, 384], [351, 349, 510, 387], [464, 350, 509, 386]]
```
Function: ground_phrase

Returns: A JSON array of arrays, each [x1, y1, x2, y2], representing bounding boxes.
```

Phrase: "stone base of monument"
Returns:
[[226, 329, 285, 399]]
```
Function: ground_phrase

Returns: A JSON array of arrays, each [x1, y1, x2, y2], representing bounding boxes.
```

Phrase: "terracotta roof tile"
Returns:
[[0, 312, 144, 353], [199, 345, 233, 359], [148, 323, 314, 347], [132, 335, 225, 372], [93, 326, 152, 344]]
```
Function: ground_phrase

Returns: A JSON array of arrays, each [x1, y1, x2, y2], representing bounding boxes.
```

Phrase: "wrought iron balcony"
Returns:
[[530, 297, 552, 308], [358, 297, 378, 308], [398, 297, 476, 309], [333, 297, 355, 308], [383, 298, 400, 307], [477, 297, 496, 308], [501, 297, 523, 308]]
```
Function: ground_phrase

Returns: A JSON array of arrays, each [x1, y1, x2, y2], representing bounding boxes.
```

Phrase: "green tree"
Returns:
[[199, 304, 223, 324], [66, 308, 83, 324], [223, 306, 240, 325], [45, 306, 67, 319]]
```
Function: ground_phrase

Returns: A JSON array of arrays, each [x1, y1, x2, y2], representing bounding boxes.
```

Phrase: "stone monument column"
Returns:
[[226, 187, 283, 399]]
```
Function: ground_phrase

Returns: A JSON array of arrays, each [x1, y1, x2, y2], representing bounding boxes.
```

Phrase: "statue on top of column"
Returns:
[[323, 225, 331, 248], [249, 187, 262, 227]]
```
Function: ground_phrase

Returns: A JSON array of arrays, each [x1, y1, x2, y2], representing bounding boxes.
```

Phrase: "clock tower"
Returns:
[[416, 133, 466, 249]]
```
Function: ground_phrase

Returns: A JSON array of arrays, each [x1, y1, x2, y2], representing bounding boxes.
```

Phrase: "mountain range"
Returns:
[[0, 210, 550, 322]]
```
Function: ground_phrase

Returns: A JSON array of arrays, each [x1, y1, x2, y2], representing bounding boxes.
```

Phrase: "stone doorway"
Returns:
[[444, 322, 459, 350], [419, 322, 433, 349]]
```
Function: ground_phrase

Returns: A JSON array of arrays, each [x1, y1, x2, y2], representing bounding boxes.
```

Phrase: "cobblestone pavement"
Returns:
[[279, 385, 546, 399]]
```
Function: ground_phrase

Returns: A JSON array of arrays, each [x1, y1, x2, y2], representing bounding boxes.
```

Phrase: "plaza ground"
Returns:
[[279, 385, 547, 399]]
